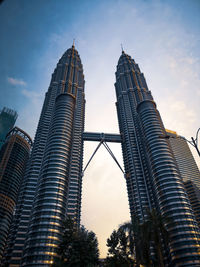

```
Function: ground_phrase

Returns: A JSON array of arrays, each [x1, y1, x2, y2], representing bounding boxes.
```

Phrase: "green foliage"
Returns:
[[106, 227, 135, 266], [106, 209, 170, 267], [144, 209, 170, 267], [53, 217, 99, 267]]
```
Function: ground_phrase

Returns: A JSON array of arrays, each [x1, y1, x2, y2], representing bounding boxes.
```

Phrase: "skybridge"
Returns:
[[82, 132, 124, 176], [83, 132, 121, 143]]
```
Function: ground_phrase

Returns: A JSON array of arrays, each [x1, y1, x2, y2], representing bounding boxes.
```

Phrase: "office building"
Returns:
[[4, 44, 85, 266], [0, 107, 17, 149], [0, 127, 32, 261], [4, 47, 200, 266], [166, 129, 200, 226], [115, 51, 200, 266], [166, 129, 200, 188]]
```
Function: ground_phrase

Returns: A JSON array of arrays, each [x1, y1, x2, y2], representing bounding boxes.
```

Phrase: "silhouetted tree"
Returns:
[[119, 218, 151, 267], [106, 227, 135, 266], [54, 217, 99, 267], [106, 209, 170, 267], [145, 209, 169, 267]]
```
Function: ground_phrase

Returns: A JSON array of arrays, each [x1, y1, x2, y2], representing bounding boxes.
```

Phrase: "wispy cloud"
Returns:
[[7, 77, 26, 86], [21, 88, 43, 109], [21, 89, 41, 98], [17, 89, 44, 139]]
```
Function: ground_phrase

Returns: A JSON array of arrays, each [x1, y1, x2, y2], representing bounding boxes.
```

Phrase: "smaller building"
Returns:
[[166, 129, 200, 188], [0, 107, 18, 149], [166, 129, 200, 226], [0, 127, 32, 261]]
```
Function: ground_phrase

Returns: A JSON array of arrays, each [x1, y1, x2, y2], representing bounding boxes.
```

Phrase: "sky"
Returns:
[[0, 0, 200, 258]]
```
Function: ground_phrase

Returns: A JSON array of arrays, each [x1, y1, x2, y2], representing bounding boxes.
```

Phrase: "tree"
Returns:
[[145, 209, 170, 267], [106, 227, 135, 266], [106, 209, 170, 267], [54, 217, 99, 267], [118, 218, 151, 267]]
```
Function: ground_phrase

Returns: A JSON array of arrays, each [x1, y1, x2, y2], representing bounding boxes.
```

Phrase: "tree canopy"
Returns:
[[106, 209, 170, 267], [53, 217, 99, 267], [106, 228, 135, 267]]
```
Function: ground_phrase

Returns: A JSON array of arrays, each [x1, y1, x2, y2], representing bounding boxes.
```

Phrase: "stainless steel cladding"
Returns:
[[115, 51, 200, 266], [4, 45, 85, 266]]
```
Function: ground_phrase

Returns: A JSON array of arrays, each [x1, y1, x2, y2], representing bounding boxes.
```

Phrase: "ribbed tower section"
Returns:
[[115, 51, 200, 266], [4, 45, 85, 266]]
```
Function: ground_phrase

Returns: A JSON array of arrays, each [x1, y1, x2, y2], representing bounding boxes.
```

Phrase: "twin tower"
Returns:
[[4, 45, 200, 266]]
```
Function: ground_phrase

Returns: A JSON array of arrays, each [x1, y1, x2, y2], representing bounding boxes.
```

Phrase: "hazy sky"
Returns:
[[0, 0, 200, 258]]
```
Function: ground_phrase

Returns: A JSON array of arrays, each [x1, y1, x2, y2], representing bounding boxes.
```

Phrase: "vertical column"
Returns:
[[22, 93, 75, 266], [66, 88, 85, 225], [137, 99, 200, 266], [4, 85, 58, 266]]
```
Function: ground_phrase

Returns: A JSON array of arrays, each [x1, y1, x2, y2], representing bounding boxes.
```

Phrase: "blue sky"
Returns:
[[0, 0, 200, 258]]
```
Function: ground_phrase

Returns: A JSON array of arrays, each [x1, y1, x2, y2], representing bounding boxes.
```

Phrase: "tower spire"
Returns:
[[121, 43, 124, 53], [73, 38, 75, 47]]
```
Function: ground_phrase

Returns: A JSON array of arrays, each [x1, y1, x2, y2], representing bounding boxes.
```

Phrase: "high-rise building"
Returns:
[[0, 107, 18, 149], [166, 129, 200, 226], [115, 51, 200, 266], [4, 47, 200, 266], [0, 127, 32, 261], [166, 129, 200, 188], [4, 45, 85, 266]]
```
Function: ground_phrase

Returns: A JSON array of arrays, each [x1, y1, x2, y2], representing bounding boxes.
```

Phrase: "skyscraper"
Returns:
[[0, 107, 18, 149], [166, 129, 200, 226], [4, 47, 200, 266], [0, 127, 32, 261], [5, 45, 85, 266], [166, 129, 200, 188], [115, 51, 200, 266]]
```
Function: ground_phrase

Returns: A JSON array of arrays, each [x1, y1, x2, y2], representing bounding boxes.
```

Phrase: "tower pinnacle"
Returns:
[[121, 43, 124, 54]]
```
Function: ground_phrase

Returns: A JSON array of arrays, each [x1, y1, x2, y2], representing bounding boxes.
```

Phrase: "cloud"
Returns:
[[16, 89, 44, 139], [7, 77, 26, 86], [21, 89, 41, 99]]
